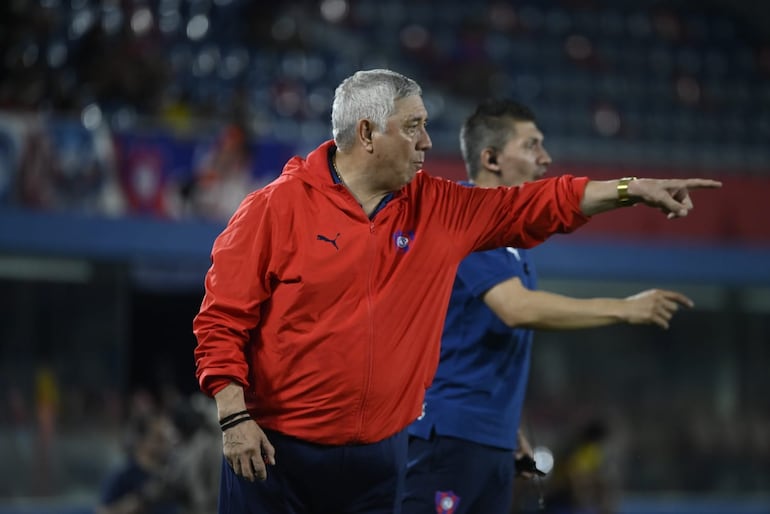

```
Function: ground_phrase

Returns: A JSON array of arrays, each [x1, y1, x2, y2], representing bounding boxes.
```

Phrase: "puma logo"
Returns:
[[316, 233, 341, 250]]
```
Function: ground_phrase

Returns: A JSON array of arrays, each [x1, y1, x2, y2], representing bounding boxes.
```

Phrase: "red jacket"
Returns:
[[194, 140, 589, 444]]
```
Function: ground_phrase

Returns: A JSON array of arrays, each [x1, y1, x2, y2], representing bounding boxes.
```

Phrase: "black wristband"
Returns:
[[220, 415, 253, 432], [219, 410, 249, 427]]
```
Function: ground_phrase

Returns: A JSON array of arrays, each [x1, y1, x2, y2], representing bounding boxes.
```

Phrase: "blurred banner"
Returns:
[[0, 112, 122, 215], [0, 112, 296, 223]]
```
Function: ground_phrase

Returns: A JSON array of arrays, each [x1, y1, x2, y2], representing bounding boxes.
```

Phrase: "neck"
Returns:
[[474, 171, 524, 189], [334, 150, 390, 217], [473, 175, 503, 188]]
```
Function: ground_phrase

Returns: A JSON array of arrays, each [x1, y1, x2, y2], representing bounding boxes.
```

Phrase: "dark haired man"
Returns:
[[403, 99, 693, 514]]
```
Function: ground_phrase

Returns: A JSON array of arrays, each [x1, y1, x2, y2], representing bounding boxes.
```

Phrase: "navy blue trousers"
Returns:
[[402, 434, 515, 514], [218, 429, 408, 514]]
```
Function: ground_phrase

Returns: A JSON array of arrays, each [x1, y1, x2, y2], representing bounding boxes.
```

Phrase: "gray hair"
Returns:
[[332, 69, 422, 150]]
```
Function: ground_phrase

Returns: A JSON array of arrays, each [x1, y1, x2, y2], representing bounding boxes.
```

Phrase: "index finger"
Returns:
[[676, 178, 722, 189], [661, 290, 694, 308], [261, 437, 276, 466]]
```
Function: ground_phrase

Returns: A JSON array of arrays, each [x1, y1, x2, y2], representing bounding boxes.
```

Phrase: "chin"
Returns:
[[399, 176, 414, 188]]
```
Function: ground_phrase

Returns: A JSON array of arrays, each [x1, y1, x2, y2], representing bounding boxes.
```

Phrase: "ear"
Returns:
[[481, 148, 501, 174], [357, 119, 375, 152]]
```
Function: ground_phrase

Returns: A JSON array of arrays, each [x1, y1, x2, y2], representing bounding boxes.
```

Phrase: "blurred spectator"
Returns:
[[34, 365, 59, 496], [96, 409, 182, 514], [543, 419, 619, 514], [180, 123, 258, 221], [168, 394, 221, 514]]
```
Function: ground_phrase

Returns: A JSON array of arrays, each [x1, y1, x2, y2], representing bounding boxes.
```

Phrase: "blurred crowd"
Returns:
[[2, 0, 769, 169], [0, 111, 292, 222], [2, 367, 222, 513], [94, 389, 221, 514], [1, 311, 767, 506]]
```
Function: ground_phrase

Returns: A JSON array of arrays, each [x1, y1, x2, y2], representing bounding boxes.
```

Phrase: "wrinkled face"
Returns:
[[370, 95, 432, 190], [497, 120, 551, 187]]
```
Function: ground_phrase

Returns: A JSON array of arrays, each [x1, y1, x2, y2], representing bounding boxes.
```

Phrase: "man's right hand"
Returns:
[[223, 418, 276, 481], [623, 288, 693, 330], [215, 382, 276, 481]]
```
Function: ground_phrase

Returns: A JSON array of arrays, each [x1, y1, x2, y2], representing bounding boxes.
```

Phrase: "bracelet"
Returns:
[[219, 410, 249, 427], [220, 415, 253, 432], [617, 176, 637, 206]]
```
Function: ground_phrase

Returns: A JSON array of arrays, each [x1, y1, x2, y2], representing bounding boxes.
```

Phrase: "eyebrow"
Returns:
[[404, 112, 428, 122]]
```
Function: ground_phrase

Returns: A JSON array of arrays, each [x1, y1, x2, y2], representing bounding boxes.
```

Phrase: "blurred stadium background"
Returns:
[[0, 0, 768, 513]]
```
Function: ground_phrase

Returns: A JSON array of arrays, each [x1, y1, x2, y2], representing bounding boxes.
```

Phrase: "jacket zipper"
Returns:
[[353, 220, 377, 441]]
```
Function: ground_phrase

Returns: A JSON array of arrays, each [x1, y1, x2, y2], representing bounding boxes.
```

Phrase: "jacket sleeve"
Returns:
[[193, 191, 275, 397], [431, 174, 591, 254]]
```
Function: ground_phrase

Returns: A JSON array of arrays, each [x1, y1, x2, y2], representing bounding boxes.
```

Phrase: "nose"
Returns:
[[538, 147, 552, 166], [417, 126, 432, 151]]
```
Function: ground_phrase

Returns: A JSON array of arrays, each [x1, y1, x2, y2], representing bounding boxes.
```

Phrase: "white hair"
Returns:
[[331, 69, 422, 150]]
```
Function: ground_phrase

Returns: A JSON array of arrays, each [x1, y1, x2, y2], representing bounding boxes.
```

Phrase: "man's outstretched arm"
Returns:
[[484, 278, 693, 331], [580, 178, 722, 218]]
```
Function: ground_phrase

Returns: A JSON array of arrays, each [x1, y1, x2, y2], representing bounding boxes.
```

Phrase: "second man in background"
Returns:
[[403, 99, 694, 514]]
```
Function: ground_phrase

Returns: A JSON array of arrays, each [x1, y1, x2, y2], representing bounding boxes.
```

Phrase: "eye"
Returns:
[[408, 119, 427, 128]]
